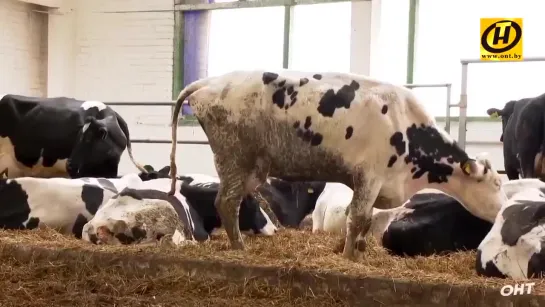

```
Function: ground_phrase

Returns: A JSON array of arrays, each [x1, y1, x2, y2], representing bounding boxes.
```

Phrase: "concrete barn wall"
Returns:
[[0, 0, 48, 97], [71, 0, 174, 102]]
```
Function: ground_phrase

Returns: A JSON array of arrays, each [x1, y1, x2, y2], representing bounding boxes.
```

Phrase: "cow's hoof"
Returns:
[[354, 239, 367, 261], [342, 244, 356, 260], [231, 241, 245, 250], [355, 238, 367, 253], [333, 237, 345, 254]]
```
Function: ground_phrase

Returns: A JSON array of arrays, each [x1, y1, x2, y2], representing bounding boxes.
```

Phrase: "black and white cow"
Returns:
[[322, 179, 545, 257], [0, 173, 145, 238], [257, 178, 327, 228], [476, 183, 545, 279], [0, 94, 147, 179], [168, 70, 507, 260], [81, 175, 277, 245], [487, 94, 545, 180]]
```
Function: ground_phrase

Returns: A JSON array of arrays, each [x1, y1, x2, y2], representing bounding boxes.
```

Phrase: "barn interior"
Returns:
[[1, 0, 545, 305]]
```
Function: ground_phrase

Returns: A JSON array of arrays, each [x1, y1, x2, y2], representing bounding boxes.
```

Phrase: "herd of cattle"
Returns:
[[1, 71, 545, 281]]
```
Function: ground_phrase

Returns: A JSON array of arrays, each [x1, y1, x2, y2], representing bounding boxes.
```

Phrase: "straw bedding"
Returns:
[[0, 227, 543, 306]]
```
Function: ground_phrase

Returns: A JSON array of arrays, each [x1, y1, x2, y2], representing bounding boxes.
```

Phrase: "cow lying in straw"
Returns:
[[82, 175, 277, 245], [477, 183, 545, 279], [168, 69, 507, 260], [311, 179, 545, 257], [0, 165, 171, 238]]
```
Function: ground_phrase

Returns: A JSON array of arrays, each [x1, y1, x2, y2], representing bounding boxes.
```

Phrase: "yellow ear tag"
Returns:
[[490, 112, 499, 118], [463, 163, 472, 174], [308, 188, 314, 193]]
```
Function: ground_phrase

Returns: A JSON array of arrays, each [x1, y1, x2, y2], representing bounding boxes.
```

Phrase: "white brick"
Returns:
[[73, 0, 175, 102], [0, 0, 47, 97]]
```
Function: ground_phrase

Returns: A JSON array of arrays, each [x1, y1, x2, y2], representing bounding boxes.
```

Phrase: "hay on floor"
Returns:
[[0, 227, 543, 306]]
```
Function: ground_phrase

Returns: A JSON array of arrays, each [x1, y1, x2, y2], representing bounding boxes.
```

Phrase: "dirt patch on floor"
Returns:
[[0, 228, 543, 306]]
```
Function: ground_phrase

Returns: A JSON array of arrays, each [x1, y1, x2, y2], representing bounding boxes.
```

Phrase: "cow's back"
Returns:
[[0, 177, 116, 235], [0, 95, 85, 171], [189, 70, 433, 180]]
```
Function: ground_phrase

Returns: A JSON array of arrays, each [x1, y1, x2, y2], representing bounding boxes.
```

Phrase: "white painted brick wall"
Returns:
[[73, 0, 175, 102], [0, 0, 48, 97]]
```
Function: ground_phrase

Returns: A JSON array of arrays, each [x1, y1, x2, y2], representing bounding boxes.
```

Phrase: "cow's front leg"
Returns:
[[342, 175, 382, 261]]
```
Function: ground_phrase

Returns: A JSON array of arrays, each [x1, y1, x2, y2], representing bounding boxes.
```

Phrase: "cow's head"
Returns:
[[258, 178, 326, 228], [487, 100, 516, 142], [444, 154, 507, 223], [81, 192, 189, 246], [68, 116, 127, 176], [139, 165, 171, 181], [238, 195, 278, 236]]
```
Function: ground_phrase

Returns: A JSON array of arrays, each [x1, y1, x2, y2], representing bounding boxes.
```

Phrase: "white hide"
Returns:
[[312, 183, 353, 235], [501, 178, 545, 200], [0, 137, 68, 178], [83, 173, 144, 192], [477, 187, 545, 279], [11, 177, 117, 234], [81, 100, 107, 111]]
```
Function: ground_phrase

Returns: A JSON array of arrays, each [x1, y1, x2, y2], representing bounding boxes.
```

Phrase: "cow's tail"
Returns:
[[169, 78, 209, 195], [115, 113, 148, 174]]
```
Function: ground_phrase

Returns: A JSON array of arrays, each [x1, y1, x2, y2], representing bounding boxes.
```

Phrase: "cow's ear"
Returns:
[[461, 159, 480, 176], [159, 166, 170, 175], [486, 108, 502, 118], [143, 165, 154, 172], [98, 127, 108, 140]]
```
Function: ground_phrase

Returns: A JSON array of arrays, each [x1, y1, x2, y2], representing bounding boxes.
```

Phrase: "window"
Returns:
[[373, 0, 410, 84], [413, 0, 545, 118], [289, 2, 351, 72], [208, 6, 285, 77]]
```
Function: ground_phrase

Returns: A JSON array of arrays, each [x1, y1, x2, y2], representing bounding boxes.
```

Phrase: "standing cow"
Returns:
[[0, 94, 147, 179], [487, 94, 544, 180], [168, 70, 507, 261]]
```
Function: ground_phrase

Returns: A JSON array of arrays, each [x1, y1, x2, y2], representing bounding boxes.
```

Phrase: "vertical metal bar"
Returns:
[[405, 0, 418, 84], [445, 83, 452, 133], [282, 2, 294, 69], [458, 63, 469, 149]]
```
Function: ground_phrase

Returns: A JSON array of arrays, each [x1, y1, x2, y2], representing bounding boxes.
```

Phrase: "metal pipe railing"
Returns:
[[458, 56, 545, 149], [131, 139, 208, 145]]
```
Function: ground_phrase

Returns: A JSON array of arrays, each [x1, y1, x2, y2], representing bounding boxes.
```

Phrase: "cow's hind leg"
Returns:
[[213, 154, 264, 250], [214, 175, 246, 249], [342, 175, 382, 261]]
